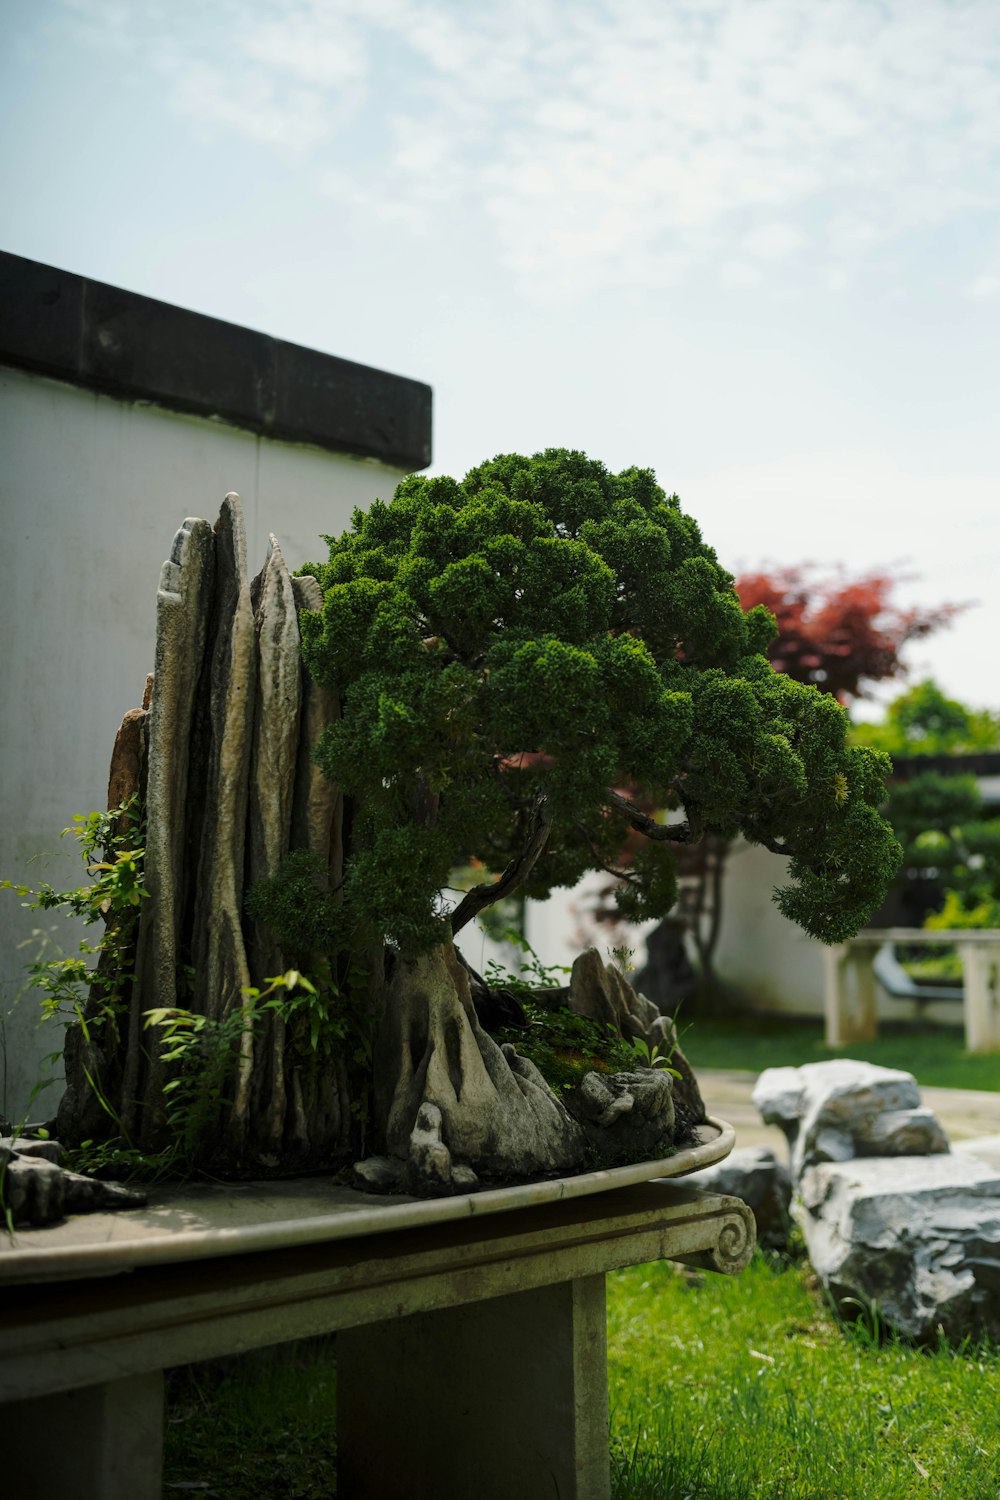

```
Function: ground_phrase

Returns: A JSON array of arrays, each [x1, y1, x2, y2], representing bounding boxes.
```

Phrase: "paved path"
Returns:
[[698, 1067, 1000, 1158]]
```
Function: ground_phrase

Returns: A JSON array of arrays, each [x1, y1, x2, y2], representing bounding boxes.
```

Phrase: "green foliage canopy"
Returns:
[[852, 681, 1000, 927], [852, 679, 1000, 757], [299, 450, 901, 955]]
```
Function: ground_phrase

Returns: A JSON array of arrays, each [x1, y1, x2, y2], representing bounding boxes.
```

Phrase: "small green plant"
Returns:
[[483, 929, 571, 999], [3, 807, 381, 1180], [64, 974, 329, 1181], [1, 797, 151, 1176], [0, 797, 146, 1032], [623, 1034, 681, 1076], [609, 943, 636, 974], [486, 934, 682, 1092], [494, 1002, 642, 1093], [245, 855, 376, 1147]]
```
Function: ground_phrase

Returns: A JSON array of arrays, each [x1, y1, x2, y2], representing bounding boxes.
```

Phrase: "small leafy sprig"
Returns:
[[623, 1034, 681, 1077], [0, 796, 146, 1027], [484, 929, 571, 1000]]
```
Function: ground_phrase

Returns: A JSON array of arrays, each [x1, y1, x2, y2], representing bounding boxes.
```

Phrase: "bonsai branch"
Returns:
[[573, 820, 640, 887], [754, 833, 793, 857], [603, 787, 702, 845], [450, 795, 553, 935]]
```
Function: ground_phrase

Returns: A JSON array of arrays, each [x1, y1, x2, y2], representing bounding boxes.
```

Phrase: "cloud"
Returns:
[[721, 260, 763, 289], [167, 60, 335, 152], [742, 223, 808, 260], [56, 0, 1000, 298], [672, 450, 1000, 710]]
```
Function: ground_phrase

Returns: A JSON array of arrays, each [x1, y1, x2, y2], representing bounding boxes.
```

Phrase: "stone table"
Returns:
[[0, 1121, 753, 1500]]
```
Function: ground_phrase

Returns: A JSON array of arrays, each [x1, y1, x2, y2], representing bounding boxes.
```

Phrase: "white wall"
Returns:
[[713, 839, 964, 1027], [0, 364, 409, 1120], [516, 837, 965, 1031], [711, 841, 824, 1013]]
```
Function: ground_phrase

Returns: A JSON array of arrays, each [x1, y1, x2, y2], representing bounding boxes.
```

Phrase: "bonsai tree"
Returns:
[[289, 451, 899, 1190], [12, 453, 902, 1207], [300, 451, 901, 958]]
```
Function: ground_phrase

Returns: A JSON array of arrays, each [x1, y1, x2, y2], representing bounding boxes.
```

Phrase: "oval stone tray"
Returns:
[[0, 1116, 734, 1283]]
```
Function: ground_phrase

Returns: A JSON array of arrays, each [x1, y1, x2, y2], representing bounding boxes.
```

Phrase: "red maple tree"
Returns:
[[734, 567, 962, 702]]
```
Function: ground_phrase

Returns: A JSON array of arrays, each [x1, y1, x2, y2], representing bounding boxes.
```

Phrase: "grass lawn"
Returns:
[[608, 1254, 1000, 1500], [681, 1014, 1000, 1092], [165, 1345, 338, 1499], [163, 1253, 1000, 1499]]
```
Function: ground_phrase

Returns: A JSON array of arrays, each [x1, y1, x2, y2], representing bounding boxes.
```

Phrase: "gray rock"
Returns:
[[138, 516, 216, 1017], [2, 1155, 65, 1225], [1, 1143, 146, 1225], [641, 1009, 706, 1139], [5, 1137, 62, 1164], [130, 515, 215, 1142], [956, 1135, 1000, 1172], [407, 1101, 455, 1195], [606, 962, 659, 1037], [564, 1069, 676, 1158], [753, 1060, 949, 1180], [290, 574, 343, 883], [247, 533, 302, 892], [567, 949, 621, 1033], [867, 1108, 949, 1158], [352, 1155, 407, 1194], [246, 533, 303, 1152], [193, 494, 257, 1029], [796, 1153, 1000, 1343], [566, 950, 706, 1136], [377, 943, 587, 1183], [686, 1146, 792, 1250], [60, 1171, 147, 1215]]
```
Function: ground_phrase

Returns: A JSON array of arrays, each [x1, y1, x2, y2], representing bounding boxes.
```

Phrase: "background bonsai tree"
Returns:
[[853, 679, 1000, 940], [300, 450, 900, 972]]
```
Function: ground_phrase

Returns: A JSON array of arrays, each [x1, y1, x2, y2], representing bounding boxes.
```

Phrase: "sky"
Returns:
[[2, 0, 998, 715]]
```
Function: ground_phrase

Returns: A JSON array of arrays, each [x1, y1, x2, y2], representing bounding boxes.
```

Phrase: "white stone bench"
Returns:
[[823, 927, 1000, 1052], [0, 1131, 753, 1500]]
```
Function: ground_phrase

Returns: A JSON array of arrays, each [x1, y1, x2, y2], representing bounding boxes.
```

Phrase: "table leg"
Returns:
[[961, 944, 1000, 1053], [337, 1272, 611, 1500], [823, 943, 878, 1045], [2, 1370, 164, 1500]]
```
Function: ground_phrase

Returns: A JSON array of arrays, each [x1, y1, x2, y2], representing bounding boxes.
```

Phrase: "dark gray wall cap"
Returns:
[[0, 250, 431, 471]]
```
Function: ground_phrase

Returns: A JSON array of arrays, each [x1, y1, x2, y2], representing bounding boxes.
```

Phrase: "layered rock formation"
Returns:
[[361, 943, 705, 1195], [754, 1059, 1000, 1343], [57, 496, 352, 1173]]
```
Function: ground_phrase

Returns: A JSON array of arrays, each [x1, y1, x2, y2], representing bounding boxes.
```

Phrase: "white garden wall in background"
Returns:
[[0, 253, 431, 1119]]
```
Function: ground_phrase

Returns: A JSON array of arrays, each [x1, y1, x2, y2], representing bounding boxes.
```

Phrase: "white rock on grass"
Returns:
[[753, 1060, 949, 1180], [796, 1153, 1000, 1343]]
